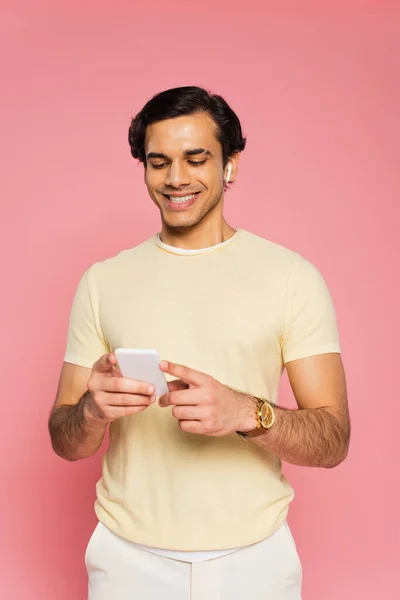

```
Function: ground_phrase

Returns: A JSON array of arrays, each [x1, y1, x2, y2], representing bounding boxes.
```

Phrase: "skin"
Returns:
[[49, 111, 350, 468], [144, 112, 240, 249]]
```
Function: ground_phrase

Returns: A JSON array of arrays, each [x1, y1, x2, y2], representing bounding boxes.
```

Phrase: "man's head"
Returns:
[[128, 86, 246, 231]]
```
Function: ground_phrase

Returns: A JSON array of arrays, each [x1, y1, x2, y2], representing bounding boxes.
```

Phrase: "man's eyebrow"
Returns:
[[147, 152, 169, 160], [184, 148, 212, 157], [146, 148, 212, 160]]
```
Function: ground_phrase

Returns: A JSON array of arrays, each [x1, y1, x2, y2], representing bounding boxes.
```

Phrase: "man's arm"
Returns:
[[48, 362, 108, 462], [159, 354, 350, 469], [246, 353, 350, 468], [48, 354, 157, 462]]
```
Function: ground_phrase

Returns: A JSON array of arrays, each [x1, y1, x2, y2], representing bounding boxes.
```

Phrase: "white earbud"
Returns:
[[226, 163, 232, 183]]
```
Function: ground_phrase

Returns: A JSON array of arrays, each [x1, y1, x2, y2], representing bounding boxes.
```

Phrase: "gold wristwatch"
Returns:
[[256, 398, 275, 430], [236, 398, 275, 442]]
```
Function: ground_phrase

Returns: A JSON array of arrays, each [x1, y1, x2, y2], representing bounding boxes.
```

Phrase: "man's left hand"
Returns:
[[158, 360, 257, 436]]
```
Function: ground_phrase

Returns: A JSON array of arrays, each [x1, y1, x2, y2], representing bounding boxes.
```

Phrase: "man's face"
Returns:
[[144, 112, 226, 230]]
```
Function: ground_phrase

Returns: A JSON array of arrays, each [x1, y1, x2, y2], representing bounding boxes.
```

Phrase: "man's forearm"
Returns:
[[245, 404, 350, 468], [48, 391, 107, 461]]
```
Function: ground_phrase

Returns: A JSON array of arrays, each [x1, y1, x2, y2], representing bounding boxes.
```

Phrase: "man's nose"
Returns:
[[165, 162, 191, 188]]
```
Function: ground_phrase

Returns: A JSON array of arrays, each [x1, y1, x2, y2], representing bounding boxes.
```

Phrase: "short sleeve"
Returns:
[[280, 255, 341, 364], [63, 264, 109, 368]]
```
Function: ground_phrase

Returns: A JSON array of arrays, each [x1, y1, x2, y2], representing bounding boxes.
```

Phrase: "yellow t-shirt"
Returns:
[[64, 228, 341, 550]]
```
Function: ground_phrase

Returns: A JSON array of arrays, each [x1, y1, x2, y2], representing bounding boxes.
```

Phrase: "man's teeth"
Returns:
[[167, 193, 197, 203]]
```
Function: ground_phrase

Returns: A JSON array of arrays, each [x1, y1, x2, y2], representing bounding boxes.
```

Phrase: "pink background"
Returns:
[[1, 1, 399, 598]]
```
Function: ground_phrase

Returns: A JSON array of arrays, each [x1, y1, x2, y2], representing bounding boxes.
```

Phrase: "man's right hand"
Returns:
[[83, 353, 156, 425]]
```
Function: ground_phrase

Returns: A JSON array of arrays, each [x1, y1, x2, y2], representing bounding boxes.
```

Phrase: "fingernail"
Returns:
[[147, 386, 155, 394], [160, 361, 168, 369], [151, 395, 156, 403]]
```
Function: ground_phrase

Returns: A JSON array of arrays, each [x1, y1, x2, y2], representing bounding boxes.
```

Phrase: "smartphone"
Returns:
[[114, 348, 169, 397]]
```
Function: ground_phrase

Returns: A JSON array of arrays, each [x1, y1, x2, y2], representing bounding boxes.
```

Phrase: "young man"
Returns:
[[49, 86, 350, 600]]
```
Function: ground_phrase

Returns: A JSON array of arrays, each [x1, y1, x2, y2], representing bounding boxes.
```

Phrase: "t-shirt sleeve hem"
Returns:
[[63, 353, 97, 369], [283, 343, 341, 365]]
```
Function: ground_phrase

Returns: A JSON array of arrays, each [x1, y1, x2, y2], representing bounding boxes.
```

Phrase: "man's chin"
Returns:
[[161, 214, 201, 230]]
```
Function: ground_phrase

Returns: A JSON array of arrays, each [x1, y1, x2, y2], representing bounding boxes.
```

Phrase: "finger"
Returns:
[[105, 405, 151, 419], [107, 393, 156, 407], [97, 376, 155, 396], [172, 406, 208, 421], [160, 361, 206, 387], [167, 379, 189, 393], [90, 390, 155, 409], [158, 389, 201, 407], [178, 420, 208, 435]]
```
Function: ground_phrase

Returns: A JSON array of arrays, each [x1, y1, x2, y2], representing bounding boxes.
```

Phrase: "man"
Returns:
[[49, 86, 350, 600]]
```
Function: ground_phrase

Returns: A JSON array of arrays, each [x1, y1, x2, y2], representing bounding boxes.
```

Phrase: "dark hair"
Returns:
[[128, 86, 246, 166]]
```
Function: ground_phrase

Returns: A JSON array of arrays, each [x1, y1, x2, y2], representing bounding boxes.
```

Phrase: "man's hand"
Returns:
[[158, 360, 256, 436], [84, 353, 157, 425]]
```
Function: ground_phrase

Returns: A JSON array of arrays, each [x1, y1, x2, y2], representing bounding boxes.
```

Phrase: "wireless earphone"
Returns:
[[226, 163, 232, 183]]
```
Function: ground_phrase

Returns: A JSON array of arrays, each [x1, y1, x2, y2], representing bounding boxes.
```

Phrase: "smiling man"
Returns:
[[49, 86, 350, 600]]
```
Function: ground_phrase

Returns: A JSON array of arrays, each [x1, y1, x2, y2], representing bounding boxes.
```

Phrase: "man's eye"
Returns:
[[150, 163, 167, 169], [188, 160, 207, 166]]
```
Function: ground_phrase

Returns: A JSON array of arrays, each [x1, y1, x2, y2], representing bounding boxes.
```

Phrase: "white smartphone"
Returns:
[[114, 348, 169, 397]]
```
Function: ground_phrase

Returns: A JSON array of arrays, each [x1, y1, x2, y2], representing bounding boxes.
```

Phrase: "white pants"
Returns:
[[86, 522, 302, 600]]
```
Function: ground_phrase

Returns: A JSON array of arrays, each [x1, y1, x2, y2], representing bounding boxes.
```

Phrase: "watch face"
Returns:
[[260, 403, 273, 428], [261, 403, 269, 423]]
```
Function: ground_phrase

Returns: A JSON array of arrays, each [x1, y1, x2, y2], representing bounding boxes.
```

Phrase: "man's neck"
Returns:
[[159, 220, 237, 250]]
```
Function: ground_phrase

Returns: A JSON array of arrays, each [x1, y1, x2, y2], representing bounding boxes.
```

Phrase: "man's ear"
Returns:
[[225, 152, 241, 187]]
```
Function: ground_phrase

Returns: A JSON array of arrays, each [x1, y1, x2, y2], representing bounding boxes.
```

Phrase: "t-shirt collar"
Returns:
[[154, 229, 242, 256]]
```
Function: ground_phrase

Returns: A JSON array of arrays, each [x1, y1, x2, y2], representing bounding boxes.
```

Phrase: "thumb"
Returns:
[[93, 353, 116, 374]]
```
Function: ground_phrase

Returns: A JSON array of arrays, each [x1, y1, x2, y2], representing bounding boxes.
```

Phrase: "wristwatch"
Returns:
[[236, 398, 275, 442], [256, 398, 275, 430]]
